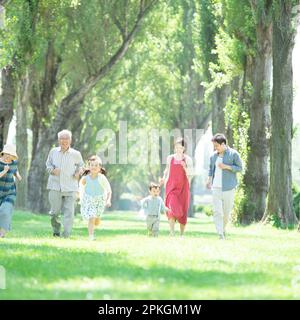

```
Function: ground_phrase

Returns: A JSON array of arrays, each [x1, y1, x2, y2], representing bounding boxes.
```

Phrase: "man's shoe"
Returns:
[[89, 235, 95, 241], [62, 233, 70, 239], [219, 233, 225, 240], [53, 232, 60, 237]]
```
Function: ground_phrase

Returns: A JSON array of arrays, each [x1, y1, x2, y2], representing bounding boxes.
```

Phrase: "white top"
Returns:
[[46, 147, 84, 192], [212, 156, 223, 189], [79, 174, 112, 200]]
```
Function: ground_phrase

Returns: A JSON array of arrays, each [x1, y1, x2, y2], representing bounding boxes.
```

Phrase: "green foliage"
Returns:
[[224, 89, 250, 224], [198, 0, 218, 80], [292, 183, 300, 219], [194, 204, 213, 216], [224, 89, 250, 162], [200, 0, 256, 113], [73, 0, 210, 196], [203, 205, 214, 217]]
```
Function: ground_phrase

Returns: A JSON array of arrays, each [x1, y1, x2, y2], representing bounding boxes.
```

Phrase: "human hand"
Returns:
[[52, 168, 60, 176], [16, 172, 22, 181], [78, 167, 86, 176], [159, 177, 165, 186], [106, 200, 111, 208], [3, 165, 10, 173], [73, 171, 80, 180], [206, 178, 212, 190], [218, 163, 229, 170]]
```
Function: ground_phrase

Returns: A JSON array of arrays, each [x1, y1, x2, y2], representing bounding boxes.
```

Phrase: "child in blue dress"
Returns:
[[79, 156, 112, 240], [0, 144, 22, 238]]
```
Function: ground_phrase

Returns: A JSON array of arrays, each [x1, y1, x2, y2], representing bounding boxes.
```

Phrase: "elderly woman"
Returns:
[[46, 130, 84, 238], [160, 138, 193, 236]]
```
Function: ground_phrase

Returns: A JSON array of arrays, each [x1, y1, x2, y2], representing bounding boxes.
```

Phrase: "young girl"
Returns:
[[0, 144, 22, 238], [79, 155, 112, 240]]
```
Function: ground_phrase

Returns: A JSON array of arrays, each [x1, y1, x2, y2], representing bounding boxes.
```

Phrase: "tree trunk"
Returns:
[[27, 130, 56, 212], [225, 76, 240, 147], [264, 1, 298, 227], [0, 66, 15, 149], [15, 70, 30, 208], [26, 2, 157, 212], [242, 21, 272, 223], [110, 178, 122, 211], [212, 84, 230, 134]]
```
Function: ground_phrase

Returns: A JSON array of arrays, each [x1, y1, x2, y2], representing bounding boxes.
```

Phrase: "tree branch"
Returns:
[[111, 0, 127, 41], [48, 0, 158, 135]]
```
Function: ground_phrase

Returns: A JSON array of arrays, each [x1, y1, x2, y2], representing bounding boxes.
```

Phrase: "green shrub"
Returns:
[[292, 183, 300, 219], [194, 204, 213, 216]]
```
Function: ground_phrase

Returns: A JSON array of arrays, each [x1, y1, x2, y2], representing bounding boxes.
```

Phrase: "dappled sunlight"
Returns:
[[1, 211, 300, 299]]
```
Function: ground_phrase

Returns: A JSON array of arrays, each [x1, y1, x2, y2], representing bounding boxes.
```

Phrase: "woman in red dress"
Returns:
[[160, 138, 193, 236]]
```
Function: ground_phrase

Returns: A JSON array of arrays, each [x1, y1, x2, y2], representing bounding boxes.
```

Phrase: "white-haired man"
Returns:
[[46, 130, 84, 238]]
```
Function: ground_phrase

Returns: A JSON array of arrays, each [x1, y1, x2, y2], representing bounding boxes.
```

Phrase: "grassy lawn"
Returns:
[[0, 210, 299, 300]]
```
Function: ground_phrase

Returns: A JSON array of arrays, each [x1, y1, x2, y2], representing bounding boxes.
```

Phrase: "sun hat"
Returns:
[[0, 144, 18, 159]]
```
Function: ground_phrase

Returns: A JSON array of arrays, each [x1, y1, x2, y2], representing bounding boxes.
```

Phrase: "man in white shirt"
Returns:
[[46, 130, 84, 238], [206, 133, 243, 239]]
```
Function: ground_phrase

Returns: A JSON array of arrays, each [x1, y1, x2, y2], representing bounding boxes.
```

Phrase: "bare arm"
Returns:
[[101, 175, 112, 207], [0, 165, 9, 178], [14, 170, 22, 181], [159, 155, 172, 186], [183, 156, 194, 184]]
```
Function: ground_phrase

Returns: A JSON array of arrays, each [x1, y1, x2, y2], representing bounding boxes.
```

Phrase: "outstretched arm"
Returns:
[[14, 170, 22, 181], [182, 156, 194, 184], [101, 175, 112, 207], [159, 155, 172, 186], [0, 165, 9, 178]]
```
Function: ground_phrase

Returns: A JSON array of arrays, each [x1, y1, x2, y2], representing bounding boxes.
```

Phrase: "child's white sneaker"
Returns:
[[89, 235, 95, 241]]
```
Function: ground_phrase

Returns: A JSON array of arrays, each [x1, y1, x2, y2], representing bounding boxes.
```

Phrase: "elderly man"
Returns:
[[46, 130, 84, 238]]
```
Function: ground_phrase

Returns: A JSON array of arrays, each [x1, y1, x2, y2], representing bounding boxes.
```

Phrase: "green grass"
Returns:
[[0, 210, 300, 299]]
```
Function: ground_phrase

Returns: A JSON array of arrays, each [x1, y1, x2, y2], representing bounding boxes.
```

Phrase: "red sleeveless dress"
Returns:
[[165, 156, 190, 225]]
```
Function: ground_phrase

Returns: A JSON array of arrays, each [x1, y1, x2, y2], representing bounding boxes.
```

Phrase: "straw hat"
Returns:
[[1, 144, 18, 159]]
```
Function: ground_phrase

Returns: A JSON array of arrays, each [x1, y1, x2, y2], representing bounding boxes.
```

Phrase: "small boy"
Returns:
[[140, 182, 168, 237]]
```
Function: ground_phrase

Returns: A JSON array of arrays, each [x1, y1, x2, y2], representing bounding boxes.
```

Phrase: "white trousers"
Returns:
[[212, 188, 235, 235]]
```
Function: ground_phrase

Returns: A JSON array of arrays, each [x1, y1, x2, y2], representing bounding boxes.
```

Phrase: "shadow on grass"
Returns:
[[11, 212, 277, 241], [10, 221, 219, 239], [0, 241, 270, 299]]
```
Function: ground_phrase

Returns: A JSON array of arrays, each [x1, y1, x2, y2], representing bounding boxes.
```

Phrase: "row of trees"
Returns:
[[0, 0, 299, 228], [0, 0, 211, 215], [1, 0, 159, 211], [199, 0, 300, 228]]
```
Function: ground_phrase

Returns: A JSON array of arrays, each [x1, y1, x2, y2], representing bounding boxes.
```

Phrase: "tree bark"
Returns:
[[15, 70, 30, 208], [264, 0, 298, 227], [211, 85, 230, 134], [225, 77, 240, 147], [0, 66, 15, 149], [27, 1, 157, 212], [242, 18, 272, 223]]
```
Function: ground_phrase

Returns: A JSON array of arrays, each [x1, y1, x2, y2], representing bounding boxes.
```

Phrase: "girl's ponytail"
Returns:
[[101, 167, 106, 176]]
